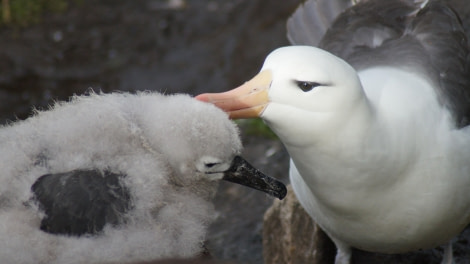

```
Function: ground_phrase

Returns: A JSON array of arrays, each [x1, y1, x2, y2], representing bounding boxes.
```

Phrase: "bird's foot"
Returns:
[[441, 242, 454, 264], [331, 237, 352, 264]]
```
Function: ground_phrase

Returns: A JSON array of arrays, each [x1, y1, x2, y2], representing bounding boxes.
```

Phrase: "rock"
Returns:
[[262, 185, 336, 264], [126, 258, 234, 264]]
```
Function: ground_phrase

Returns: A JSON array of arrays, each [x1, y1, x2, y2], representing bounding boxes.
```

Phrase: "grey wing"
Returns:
[[447, 0, 470, 37], [31, 169, 132, 236], [287, 0, 352, 46], [410, 2, 470, 127]]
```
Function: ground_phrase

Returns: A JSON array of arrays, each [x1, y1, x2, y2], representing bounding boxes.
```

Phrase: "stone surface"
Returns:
[[129, 258, 234, 264], [263, 185, 336, 264]]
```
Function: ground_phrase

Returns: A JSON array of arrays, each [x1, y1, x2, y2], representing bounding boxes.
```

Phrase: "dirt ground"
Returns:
[[2, 0, 470, 264]]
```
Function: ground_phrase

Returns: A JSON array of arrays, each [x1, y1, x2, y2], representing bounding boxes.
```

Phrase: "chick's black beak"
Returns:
[[222, 156, 287, 200]]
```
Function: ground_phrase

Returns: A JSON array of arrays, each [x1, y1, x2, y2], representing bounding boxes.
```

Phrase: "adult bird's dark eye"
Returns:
[[296, 81, 319, 92]]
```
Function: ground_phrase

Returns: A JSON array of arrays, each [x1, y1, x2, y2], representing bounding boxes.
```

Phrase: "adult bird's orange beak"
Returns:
[[195, 70, 272, 119]]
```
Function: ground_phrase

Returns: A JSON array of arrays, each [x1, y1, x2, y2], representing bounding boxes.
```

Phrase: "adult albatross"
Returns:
[[196, 0, 470, 263], [0, 92, 286, 263]]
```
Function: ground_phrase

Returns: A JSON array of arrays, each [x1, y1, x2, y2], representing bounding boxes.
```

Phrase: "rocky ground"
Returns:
[[2, 0, 470, 264]]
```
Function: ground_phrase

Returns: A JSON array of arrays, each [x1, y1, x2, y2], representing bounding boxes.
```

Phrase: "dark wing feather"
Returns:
[[287, 0, 352, 46], [447, 0, 470, 37], [319, 1, 417, 61], [409, 1, 470, 127], [31, 169, 131, 236]]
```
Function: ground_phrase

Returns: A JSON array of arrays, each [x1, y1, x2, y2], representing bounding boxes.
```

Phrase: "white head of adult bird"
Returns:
[[0, 92, 286, 264], [196, 0, 470, 263]]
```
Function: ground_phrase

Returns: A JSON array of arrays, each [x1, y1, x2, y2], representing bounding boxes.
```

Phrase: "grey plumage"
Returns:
[[287, 0, 352, 46], [0, 91, 284, 263]]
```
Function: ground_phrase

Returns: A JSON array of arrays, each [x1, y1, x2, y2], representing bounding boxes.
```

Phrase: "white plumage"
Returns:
[[196, 0, 470, 263], [0, 92, 285, 263]]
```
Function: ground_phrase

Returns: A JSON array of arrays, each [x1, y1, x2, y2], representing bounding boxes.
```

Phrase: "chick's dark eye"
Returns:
[[205, 163, 218, 168], [296, 81, 320, 92]]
